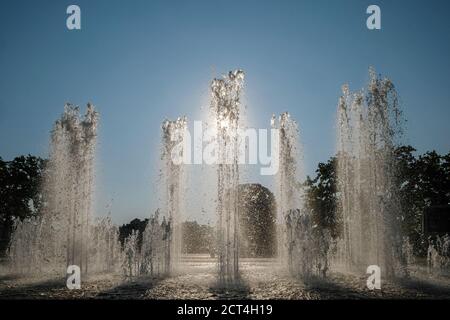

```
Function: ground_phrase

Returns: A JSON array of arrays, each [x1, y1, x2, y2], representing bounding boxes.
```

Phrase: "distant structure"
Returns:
[[238, 183, 276, 258]]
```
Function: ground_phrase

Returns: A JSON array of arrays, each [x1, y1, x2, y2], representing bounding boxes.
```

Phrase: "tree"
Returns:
[[238, 183, 277, 257], [398, 148, 450, 255], [0, 155, 46, 256], [303, 147, 450, 257], [182, 221, 214, 254], [304, 157, 340, 238], [119, 218, 149, 248]]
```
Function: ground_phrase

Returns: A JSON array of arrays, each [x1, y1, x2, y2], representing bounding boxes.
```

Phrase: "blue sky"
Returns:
[[1, 0, 449, 224]]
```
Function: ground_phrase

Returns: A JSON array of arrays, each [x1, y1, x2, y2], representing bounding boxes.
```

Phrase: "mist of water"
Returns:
[[272, 112, 328, 278], [210, 70, 244, 285], [427, 235, 450, 276], [272, 112, 301, 263], [5, 68, 426, 287], [336, 68, 407, 277], [160, 117, 187, 274], [8, 104, 121, 276]]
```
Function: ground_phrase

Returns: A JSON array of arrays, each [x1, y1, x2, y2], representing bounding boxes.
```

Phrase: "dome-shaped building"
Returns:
[[238, 183, 277, 258]]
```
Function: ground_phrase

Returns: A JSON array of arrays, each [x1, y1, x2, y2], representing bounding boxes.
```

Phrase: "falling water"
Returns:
[[121, 211, 172, 278], [120, 118, 187, 278], [91, 216, 121, 274], [8, 104, 120, 276], [427, 235, 450, 276], [272, 112, 332, 279], [272, 113, 301, 264], [160, 117, 187, 274], [210, 70, 244, 284], [336, 68, 406, 277]]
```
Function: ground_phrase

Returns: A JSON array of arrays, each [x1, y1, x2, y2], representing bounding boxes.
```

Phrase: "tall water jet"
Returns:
[[336, 68, 406, 277], [160, 117, 187, 274], [272, 112, 327, 278], [90, 216, 121, 274], [120, 211, 173, 278], [211, 70, 244, 284], [272, 113, 300, 265], [8, 103, 101, 275]]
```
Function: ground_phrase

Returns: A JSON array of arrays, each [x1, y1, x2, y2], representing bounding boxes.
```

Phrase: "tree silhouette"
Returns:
[[239, 183, 277, 258], [304, 157, 339, 238], [0, 155, 46, 256], [304, 146, 450, 256]]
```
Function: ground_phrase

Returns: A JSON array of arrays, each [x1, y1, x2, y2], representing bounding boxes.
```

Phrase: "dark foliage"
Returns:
[[304, 146, 450, 256], [304, 157, 340, 239], [0, 155, 46, 256], [118, 218, 149, 248], [239, 183, 277, 258], [182, 221, 214, 254], [2, 147, 449, 259]]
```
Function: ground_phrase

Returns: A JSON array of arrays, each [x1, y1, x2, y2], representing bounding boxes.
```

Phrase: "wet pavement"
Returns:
[[1, 255, 450, 300]]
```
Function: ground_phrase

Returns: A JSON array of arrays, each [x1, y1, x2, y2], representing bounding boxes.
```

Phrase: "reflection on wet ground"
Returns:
[[1, 255, 450, 299]]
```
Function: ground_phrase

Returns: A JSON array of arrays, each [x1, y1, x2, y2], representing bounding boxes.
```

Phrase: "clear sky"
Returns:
[[1, 0, 449, 224]]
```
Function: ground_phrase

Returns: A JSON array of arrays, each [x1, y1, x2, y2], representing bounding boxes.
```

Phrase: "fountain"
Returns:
[[210, 70, 244, 285], [336, 68, 406, 277], [91, 216, 121, 274], [272, 112, 329, 278], [121, 211, 173, 278], [3, 68, 450, 300], [272, 113, 302, 266], [427, 235, 450, 275], [8, 103, 121, 276], [160, 117, 188, 274], [120, 117, 187, 278]]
